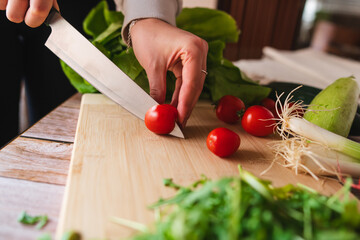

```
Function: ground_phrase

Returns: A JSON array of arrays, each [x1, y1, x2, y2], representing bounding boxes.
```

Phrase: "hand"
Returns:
[[0, 0, 59, 27], [130, 18, 208, 128]]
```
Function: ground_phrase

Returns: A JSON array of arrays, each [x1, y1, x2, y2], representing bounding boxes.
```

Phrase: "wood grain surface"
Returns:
[[22, 94, 81, 143], [56, 94, 344, 240], [0, 137, 72, 185], [0, 93, 81, 240], [0, 177, 65, 240]]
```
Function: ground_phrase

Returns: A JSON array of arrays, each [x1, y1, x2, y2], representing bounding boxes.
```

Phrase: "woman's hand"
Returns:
[[0, 0, 59, 27], [130, 18, 208, 128]]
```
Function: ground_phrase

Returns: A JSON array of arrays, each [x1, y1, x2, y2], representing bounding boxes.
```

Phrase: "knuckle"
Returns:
[[150, 88, 165, 103], [187, 36, 208, 54]]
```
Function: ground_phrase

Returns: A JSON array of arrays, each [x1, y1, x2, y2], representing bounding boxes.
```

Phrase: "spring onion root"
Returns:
[[266, 86, 360, 180]]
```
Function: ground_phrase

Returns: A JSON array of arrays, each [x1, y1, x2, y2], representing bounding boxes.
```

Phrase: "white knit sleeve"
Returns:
[[114, 0, 183, 43]]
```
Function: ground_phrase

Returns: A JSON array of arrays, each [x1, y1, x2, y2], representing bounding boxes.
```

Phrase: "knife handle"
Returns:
[[45, 7, 60, 26]]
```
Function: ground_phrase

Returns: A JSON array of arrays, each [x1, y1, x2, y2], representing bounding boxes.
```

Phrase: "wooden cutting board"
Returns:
[[56, 93, 344, 240]]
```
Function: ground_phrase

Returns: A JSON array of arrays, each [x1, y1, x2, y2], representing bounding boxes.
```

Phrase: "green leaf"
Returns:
[[123, 166, 360, 240], [60, 60, 98, 93], [18, 211, 48, 229], [37, 233, 52, 240], [83, 0, 109, 38], [176, 8, 240, 43], [206, 40, 226, 66], [92, 41, 111, 58], [61, 231, 81, 240], [94, 22, 123, 45], [104, 8, 124, 26], [83, 0, 124, 39], [112, 48, 143, 80], [207, 62, 271, 105]]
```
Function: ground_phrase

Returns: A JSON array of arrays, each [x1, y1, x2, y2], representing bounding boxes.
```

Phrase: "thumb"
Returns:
[[146, 67, 167, 104]]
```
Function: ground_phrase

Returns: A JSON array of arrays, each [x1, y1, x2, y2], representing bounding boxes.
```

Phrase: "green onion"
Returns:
[[288, 117, 360, 160]]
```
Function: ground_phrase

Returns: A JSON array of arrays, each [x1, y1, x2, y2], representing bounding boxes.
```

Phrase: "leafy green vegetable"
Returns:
[[83, 0, 124, 39], [61, 1, 270, 105], [17, 211, 48, 229], [176, 7, 240, 43], [120, 166, 360, 240], [60, 61, 97, 93], [35, 231, 81, 240], [37, 233, 52, 240], [61, 231, 82, 240]]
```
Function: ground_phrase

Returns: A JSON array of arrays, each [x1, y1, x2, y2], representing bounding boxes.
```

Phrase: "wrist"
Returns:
[[127, 19, 138, 48], [127, 18, 166, 48]]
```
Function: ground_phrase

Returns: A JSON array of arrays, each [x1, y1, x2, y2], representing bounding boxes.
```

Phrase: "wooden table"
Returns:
[[1, 47, 360, 239], [0, 94, 81, 240]]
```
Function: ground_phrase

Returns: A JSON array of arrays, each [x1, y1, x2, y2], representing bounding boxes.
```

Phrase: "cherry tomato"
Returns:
[[241, 105, 276, 137], [260, 98, 278, 118], [270, 101, 304, 119], [145, 104, 178, 134], [288, 102, 304, 117], [206, 127, 241, 157], [216, 95, 245, 124]]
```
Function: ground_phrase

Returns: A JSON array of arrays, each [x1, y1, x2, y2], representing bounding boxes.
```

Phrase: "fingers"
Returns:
[[0, 0, 8, 10], [170, 60, 183, 107], [177, 40, 208, 128], [24, 0, 53, 27], [4, 0, 54, 27], [146, 65, 167, 104], [5, 0, 29, 23]]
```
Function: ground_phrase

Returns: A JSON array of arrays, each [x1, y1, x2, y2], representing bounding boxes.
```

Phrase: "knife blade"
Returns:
[[45, 9, 184, 138]]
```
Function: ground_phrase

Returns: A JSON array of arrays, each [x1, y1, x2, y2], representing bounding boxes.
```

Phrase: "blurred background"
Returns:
[[214, 0, 360, 61], [1, 0, 359, 148]]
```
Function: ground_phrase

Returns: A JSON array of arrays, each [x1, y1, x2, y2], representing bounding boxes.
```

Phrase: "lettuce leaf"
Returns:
[[176, 7, 240, 43]]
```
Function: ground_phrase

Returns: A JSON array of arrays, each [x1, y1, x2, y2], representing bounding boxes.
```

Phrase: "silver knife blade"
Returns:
[[45, 10, 184, 138]]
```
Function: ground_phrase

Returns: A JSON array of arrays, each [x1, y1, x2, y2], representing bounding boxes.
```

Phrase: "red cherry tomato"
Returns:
[[206, 127, 241, 157], [260, 98, 278, 118], [145, 104, 178, 135], [241, 105, 276, 137], [215, 95, 245, 124], [288, 102, 304, 117], [272, 102, 304, 119]]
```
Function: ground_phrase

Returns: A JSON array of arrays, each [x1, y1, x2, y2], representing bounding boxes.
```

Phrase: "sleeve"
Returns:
[[114, 0, 183, 44]]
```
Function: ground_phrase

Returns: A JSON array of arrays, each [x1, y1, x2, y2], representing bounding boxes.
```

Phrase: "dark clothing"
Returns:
[[0, 1, 113, 147]]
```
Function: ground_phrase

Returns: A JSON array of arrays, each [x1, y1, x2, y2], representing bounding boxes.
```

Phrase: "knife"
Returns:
[[45, 9, 184, 138]]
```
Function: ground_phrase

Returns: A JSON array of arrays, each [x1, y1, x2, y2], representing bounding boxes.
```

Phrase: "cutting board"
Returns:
[[56, 93, 344, 239]]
